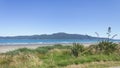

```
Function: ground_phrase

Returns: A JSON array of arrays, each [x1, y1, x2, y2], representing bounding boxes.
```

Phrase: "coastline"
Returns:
[[0, 43, 93, 53], [0, 44, 52, 53]]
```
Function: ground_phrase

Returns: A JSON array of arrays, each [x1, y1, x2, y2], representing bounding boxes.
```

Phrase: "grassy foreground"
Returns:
[[0, 41, 120, 68]]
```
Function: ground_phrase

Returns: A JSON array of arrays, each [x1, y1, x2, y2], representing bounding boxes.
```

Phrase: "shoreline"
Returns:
[[0, 43, 93, 53]]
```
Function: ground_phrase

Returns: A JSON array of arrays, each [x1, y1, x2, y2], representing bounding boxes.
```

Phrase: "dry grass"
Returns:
[[65, 61, 120, 68], [0, 54, 42, 68]]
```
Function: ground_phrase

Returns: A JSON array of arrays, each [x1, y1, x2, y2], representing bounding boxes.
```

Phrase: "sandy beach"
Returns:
[[0, 44, 52, 53], [0, 43, 92, 53]]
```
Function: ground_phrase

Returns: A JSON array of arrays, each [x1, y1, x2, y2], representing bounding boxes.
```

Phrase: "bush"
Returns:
[[97, 41, 118, 54], [71, 43, 85, 57]]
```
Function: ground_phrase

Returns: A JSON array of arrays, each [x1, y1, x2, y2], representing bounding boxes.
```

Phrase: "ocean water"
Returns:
[[0, 39, 119, 45]]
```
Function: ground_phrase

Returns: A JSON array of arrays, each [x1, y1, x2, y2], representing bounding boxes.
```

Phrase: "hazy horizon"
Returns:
[[0, 0, 120, 39]]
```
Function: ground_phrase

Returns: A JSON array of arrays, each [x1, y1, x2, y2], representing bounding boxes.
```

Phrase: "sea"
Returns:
[[0, 39, 119, 45]]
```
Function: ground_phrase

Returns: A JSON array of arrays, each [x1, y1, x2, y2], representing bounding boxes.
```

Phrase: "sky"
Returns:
[[0, 0, 120, 39]]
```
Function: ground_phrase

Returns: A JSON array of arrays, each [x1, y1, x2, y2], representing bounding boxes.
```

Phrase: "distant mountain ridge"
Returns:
[[0, 32, 105, 39]]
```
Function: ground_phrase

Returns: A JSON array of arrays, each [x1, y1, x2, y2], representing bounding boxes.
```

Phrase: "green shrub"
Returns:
[[71, 43, 85, 57], [97, 41, 118, 54]]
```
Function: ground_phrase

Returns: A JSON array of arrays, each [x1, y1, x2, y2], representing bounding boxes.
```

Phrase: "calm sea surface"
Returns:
[[0, 39, 119, 45]]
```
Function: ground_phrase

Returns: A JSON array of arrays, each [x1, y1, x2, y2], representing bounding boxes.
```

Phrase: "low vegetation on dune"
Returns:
[[0, 41, 120, 68]]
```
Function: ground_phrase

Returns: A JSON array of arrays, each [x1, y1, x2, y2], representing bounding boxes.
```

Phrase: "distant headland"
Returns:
[[0, 32, 107, 40]]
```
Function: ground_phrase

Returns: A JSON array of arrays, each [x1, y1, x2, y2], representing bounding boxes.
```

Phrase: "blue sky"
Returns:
[[0, 0, 120, 39]]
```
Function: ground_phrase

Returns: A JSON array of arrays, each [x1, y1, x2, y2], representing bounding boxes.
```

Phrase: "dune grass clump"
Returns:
[[5, 48, 36, 55], [0, 53, 42, 68], [71, 43, 85, 57], [97, 41, 118, 54], [35, 44, 71, 54]]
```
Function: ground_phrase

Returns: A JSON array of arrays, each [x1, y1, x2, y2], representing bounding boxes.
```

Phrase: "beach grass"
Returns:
[[0, 42, 120, 68]]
